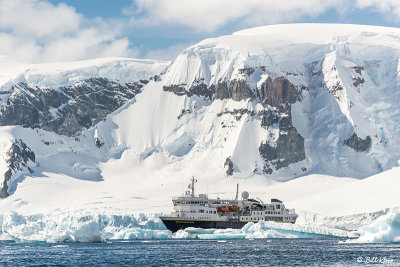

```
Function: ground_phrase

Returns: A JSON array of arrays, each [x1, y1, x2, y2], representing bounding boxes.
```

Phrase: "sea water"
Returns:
[[1, 238, 400, 266]]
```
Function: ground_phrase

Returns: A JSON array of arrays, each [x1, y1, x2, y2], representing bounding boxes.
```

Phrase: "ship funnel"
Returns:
[[235, 183, 239, 200]]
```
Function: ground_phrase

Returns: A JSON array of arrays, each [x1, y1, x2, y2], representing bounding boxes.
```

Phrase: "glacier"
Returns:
[[0, 211, 355, 243]]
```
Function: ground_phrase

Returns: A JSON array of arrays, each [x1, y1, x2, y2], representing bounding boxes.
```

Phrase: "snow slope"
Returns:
[[0, 57, 169, 89]]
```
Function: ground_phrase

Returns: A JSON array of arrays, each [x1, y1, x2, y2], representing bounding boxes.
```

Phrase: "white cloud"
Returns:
[[0, 0, 137, 63], [144, 43, 190, 61], [125, 0, 349, 33], [356, 0, 400, 21], [3, 0, 400, 63]]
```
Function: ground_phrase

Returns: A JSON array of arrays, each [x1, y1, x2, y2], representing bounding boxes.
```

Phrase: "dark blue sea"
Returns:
[[1, 238, 400, 266]]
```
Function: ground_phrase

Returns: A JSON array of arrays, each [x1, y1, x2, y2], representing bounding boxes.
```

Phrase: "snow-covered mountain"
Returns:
[[1, 23, 400, 223], [155, 23, 400, 180], [0, 57, 169, 197], [0, 57, 169, 136]]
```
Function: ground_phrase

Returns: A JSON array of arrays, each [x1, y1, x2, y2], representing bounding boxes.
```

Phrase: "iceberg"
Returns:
[[0, 211, 169, 243], [347, 211, 400, 243], [1, 211, 104, 243]]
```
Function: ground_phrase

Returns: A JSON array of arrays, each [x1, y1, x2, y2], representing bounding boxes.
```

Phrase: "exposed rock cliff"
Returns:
[[0, 78, 145, 136], [344, 133, 371, 152], [0, 139, 35, 198]]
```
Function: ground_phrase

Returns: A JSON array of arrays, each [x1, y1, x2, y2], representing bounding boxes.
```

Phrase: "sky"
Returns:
[[1, 0, 400, 63]]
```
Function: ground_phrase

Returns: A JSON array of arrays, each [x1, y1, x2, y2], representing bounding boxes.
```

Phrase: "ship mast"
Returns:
[[235, 183, 239, 200], [188, 176, 197, 197]]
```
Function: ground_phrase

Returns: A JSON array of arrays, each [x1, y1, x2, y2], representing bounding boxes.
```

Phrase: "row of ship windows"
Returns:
[[174, 201, 207, 205], [180, 210, 217, 214], [184, 217, 211, 219], [266, 211, 281, 215], [252, 211, 281, 215], [243, 217, 290, 221], [175, 201, 235, 205], [245, 218, 263, 221]]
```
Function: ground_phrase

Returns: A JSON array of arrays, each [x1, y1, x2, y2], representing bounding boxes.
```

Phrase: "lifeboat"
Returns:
[[217, 206, 229, 212], [228, 205, 239, 212]]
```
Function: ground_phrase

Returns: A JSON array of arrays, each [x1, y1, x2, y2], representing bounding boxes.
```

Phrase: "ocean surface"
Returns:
[[0, 238, 400, 266]]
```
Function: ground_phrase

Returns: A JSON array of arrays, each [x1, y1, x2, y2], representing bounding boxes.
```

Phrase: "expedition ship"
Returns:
[[160, 177, 298, 232]]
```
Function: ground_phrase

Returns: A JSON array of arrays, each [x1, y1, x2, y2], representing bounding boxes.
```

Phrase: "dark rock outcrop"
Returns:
[[162, 84, 188, 96], [1, 139, 35, 198], [352, 66, 364, 75], [164, 76, 304, 106], [0, 78, 146, 136], [163, 83, 213, 100], [257, 77, 302, 109], [352, 77, 365, 88], [217, 109, 255, 121], [259, 110, 280, 127], [256, 77, 306, 173], [259, 109, 305, 172], [224, 157, 234, 176], [213, 80, 255, 101], [238, 67, 256, 76], [163, 79, 255, 101], [95, 138, 104, 148], [344, 133, 371, 152]]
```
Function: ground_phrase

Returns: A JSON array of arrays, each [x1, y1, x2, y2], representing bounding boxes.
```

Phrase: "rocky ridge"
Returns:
[[0, 78, 147, 137]]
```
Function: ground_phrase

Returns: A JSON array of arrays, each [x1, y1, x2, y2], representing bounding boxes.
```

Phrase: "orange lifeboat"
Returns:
[[228, 205, 239, 212], [217, 206, 229, 212]]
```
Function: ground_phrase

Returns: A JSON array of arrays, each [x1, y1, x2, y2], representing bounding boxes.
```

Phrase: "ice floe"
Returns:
[[346, 211, 400, 243], [173, 220, 352, 240]]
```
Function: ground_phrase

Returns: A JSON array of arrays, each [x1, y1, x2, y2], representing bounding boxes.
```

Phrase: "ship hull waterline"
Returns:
[[160, 217, 295, 233]]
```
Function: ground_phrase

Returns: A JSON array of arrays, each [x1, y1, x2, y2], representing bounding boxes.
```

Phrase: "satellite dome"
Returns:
[[241, 191, 249, 200]]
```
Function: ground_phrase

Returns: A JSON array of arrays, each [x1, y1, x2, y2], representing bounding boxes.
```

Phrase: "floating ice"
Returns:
[[0, 211, 169, 243], [0, 232, 13, 241], [0, 211, 353, 243], [110, 228, 171, 240], [1, 211, 104, 243], [173, 221, 352, 240], [347, 211, 400, 243]]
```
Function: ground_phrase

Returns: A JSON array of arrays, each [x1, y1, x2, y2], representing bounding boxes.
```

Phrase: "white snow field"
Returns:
[[1, 24, 400, 242], [0, 57, 169, 89]]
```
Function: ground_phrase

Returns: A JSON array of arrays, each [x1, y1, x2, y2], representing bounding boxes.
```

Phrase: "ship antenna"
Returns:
[[235, 183, 239, 200]]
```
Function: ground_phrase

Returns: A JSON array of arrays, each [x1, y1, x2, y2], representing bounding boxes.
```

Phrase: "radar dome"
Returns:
[[241, 191, 249, 200]]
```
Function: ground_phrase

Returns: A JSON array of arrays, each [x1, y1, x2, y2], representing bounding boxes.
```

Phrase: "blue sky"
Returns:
[[1, 0, 400, 62]]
